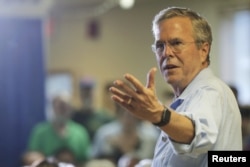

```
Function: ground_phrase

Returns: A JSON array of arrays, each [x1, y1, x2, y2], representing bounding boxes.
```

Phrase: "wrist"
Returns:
[[152, 106, 171, 127]]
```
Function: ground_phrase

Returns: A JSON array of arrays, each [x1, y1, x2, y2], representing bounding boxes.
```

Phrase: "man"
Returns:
[[109, 7, 242, 166], [28, 91, 90, 165], [91, 103, 158, 163], [71, 77, 112, 140]]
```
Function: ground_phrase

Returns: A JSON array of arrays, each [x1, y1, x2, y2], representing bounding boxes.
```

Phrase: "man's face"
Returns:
[[154, 17, 208, 93], [53, 97, 71, 122], [80, 87, 93, 108]]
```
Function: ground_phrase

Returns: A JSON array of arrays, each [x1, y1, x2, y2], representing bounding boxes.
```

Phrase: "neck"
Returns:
[[173, 66, 208, 97], [52, 119, 67, 129]]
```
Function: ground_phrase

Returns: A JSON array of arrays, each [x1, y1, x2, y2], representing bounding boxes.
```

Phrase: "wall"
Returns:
[[47, 0, 250, 109]]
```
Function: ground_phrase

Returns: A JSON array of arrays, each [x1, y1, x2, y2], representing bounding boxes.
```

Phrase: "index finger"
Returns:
[[124, 73, 144, 93]]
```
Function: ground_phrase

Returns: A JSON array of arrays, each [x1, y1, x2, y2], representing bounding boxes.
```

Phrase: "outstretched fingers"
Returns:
[[109, 68, 162, 121], [109, 86, 134, 109], [124, 73, 145, 93], [109, 85, 130, 102]]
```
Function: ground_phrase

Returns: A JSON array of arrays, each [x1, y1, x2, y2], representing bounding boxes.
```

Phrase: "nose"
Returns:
[[163, 43, 174, 58]]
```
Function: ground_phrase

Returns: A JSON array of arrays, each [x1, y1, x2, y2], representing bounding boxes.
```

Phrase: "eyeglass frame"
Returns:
[[151, 39, 201, 56]]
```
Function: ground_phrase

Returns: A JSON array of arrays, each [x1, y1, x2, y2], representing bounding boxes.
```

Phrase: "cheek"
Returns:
[[181, 49, 200, 65], [155, 56, 162, 69], [176, 55, 194, 75]]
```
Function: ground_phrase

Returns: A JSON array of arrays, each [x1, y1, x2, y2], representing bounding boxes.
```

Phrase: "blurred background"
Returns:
[[0, 0, 250, 166]]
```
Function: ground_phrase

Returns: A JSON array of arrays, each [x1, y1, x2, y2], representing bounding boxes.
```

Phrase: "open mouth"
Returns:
[[163, 64, 178, 70]]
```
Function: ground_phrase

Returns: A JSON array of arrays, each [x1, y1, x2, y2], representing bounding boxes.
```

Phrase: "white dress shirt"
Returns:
[[152, 68, 242, 167]]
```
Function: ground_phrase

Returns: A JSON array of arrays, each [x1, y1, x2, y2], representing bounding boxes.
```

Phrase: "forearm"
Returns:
[[157, 108, 195, 144]]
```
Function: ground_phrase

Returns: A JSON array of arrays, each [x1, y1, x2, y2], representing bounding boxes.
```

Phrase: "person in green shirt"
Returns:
[[28, 91, 90, 165]]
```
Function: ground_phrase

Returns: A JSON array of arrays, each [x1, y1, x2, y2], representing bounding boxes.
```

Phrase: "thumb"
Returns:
[[146, 67, 157, 89]]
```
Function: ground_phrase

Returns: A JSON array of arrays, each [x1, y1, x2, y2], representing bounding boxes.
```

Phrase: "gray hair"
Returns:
[[152, 7, 212, 65]]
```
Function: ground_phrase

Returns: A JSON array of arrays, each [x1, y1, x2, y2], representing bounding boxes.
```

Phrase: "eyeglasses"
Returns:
[[152, 39, 198, 55]]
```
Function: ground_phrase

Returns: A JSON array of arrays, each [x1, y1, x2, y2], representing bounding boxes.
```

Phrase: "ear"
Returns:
[[200, 42, 210, 64]]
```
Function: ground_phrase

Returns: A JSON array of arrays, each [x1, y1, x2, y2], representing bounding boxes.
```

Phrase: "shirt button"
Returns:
[[162, 136, 168, 142]]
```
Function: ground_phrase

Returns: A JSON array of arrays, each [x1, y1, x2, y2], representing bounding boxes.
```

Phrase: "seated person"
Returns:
[[21, 151, 45, 166], [27, 91, 90, 165], [91, 103, 159, 164], [53, 147, 76, 165], [241, 105, 250, 150], [29, 159, 75, 167], [84, 159, 116, 167], [72, 77, 112, 140]]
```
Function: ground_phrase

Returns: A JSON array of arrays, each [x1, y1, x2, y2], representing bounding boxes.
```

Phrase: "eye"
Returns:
[[155, 42, 165, 50], [169, 39, 183, 47]]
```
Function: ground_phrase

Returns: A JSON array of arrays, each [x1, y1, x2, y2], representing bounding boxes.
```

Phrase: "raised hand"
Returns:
[[109, 67, 164, 123]]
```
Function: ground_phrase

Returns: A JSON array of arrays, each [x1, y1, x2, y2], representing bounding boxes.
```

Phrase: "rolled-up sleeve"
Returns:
[[170, 88, 222, 157]]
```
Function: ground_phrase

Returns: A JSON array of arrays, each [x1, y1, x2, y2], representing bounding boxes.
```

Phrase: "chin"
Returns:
[[164, 75, 178, 86], [166, 79, 175, 85]]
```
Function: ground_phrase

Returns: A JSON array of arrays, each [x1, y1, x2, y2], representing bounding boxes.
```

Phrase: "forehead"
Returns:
[[154, 17, 194, 41]]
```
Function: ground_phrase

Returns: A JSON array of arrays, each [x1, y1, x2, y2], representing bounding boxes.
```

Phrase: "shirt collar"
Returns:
[[177, 67, 214, 100]]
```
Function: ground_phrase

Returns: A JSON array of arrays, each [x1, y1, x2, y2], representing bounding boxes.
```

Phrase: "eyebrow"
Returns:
[[155, 37, 183, 43]]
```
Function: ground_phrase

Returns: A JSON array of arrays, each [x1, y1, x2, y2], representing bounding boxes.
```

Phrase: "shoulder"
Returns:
[[32, 121, 51, 132], [96, 121, 120, 133], [67, 121, 90, 135], [67, 120, 86, 130], [139, 122, 159, 139], [29, 121, 52, 137], [189, 68, 231, 98]]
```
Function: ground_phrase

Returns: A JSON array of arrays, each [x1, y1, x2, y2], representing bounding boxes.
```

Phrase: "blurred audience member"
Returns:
[[72, 77, 112, 140], [100, 81, 117, 117], [162, 89, 174, 106], [84, 159, 116, 167], [91, 103, 158, 164], [135, 159, 152, 167], [28, 91, 90, 166], [229, 85, 250, 150], [29, 159, 75, 167], [229, 85, 239, 100], [21, 151, 45, 166], [54, 147, 76, 165], [241, 105, 250, 150], [117, 154, 140, 167]]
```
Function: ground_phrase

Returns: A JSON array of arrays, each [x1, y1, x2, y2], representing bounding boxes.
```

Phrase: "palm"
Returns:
[[110, 67, 164, 122]]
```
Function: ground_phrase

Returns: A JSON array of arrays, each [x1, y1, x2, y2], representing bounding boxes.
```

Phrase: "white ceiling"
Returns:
[[0, 0, 150, 17], [0, 0, 112, 17], [53, 0, 106, 9], [52, 0, 148, 11], [51, 0, 148, 18]]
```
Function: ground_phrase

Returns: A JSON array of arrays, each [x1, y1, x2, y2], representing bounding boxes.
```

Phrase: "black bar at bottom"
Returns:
[[208, 151, 250, 167]]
